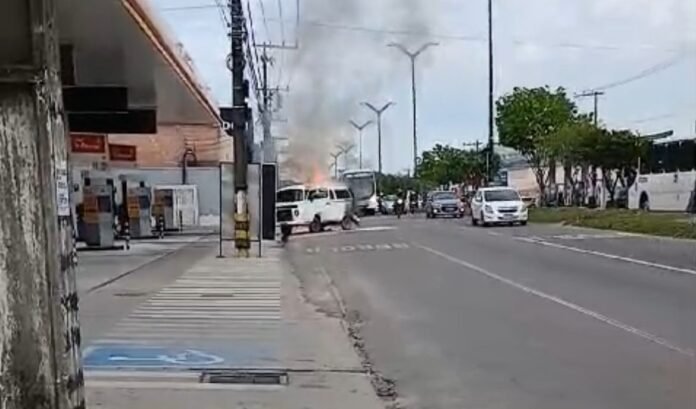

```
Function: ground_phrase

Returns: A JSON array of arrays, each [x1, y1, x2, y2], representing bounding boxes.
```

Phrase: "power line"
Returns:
[[277, 0, 286, 43], [159, 5, 684, 52], [590, 53, 688, 91], [213, 0, 230, 27], [256, 0, 272, 41]]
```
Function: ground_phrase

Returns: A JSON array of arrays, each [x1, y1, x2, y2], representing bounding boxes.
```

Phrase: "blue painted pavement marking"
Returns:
[[83, 343, 278, 370]]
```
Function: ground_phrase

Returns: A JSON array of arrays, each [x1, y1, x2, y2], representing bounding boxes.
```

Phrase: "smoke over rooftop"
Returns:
[[281, 0, 437, 183]]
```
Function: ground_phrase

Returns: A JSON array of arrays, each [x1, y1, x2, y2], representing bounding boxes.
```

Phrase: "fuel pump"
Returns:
[[127, 182, 152, 238], [80, 180, 115, 248], [153, 188, 175, 230]]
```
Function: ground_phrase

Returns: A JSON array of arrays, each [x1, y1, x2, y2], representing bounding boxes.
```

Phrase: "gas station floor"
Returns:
[[76, 234, 215, 295]]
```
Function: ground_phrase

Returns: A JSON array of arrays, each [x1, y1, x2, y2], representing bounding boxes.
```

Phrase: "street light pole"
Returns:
[[349, 120, 373, 169], [330, 151, 341, 179], [388, 42, 438, 174], [362, 101, 395, 175], [488, 0, 495, 182]]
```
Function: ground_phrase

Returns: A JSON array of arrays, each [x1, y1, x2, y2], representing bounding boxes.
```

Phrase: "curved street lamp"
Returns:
[[388, 42, 439, 174]]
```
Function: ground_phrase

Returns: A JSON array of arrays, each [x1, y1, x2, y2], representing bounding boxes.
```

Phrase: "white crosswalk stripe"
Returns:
[[94, 257, 283, 344]]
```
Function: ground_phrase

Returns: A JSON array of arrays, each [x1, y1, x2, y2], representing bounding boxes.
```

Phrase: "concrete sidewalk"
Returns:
[[82, 244, 383, 409]]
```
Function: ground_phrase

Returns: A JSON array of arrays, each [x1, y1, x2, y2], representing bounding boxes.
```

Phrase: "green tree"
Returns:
[[378, 173, 421, 195], [496, 86, 578, 201], [416, 144, 494, 188], [540, 119, 602, 204], [587, 129, 649, 204]]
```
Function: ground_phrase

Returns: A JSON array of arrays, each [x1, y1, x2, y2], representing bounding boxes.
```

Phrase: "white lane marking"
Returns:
[[516, 236, 696, 277], [414, 243, 695, 358], [357, 226, 397, 232]]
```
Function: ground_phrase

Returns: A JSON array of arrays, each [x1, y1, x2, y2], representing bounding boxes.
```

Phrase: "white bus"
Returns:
[[340, 169, 379, 215], [629, 138, 696, 212]]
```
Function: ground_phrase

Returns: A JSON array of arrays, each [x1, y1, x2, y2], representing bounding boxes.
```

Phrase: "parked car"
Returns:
[[425, 191, 466, 218], [470, 187, 528, 226], [276, 183, 354, 233]]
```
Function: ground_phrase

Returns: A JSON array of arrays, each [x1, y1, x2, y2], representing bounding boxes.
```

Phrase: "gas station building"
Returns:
[[56, 0, 230, 246]]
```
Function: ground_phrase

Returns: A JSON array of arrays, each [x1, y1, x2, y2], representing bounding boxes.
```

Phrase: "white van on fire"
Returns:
[[276, 183, 354, 233]]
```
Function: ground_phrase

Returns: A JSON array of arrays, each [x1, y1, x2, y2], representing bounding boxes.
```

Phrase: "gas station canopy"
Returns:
[[56, 0, 220, 134]]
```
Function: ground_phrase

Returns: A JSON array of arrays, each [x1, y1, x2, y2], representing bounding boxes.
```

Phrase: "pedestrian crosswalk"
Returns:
[[96, 255, 283, 345]]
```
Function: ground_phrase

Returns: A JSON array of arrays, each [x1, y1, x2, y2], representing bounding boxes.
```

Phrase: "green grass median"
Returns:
[[529, 207, 696, 239]]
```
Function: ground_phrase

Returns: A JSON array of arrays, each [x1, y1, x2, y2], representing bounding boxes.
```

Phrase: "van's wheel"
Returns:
[[341, 216, 352, 231], [309, 216, 322, 233]]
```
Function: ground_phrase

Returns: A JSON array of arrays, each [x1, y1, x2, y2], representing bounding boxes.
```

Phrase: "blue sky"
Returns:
[[151, 0, 696, 174]]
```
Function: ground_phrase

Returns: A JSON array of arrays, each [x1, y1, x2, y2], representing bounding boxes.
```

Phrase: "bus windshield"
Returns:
[[342, 172, 376, 200]]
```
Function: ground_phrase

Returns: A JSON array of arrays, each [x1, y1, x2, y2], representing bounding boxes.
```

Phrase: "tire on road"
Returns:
[[309, 216, 322, 233], [341, 216, 353, 231], [480, 212, 489, 227]]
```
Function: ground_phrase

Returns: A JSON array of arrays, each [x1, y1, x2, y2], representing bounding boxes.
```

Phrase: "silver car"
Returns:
[[425, 191, 465, 219]]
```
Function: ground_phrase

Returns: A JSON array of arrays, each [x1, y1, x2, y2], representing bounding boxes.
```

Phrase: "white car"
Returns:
[[470, 187, 528, 226], [276, 183, 354, 233]]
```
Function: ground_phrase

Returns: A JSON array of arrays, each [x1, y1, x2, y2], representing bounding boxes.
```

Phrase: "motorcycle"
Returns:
[[395, 198, 404, 219]]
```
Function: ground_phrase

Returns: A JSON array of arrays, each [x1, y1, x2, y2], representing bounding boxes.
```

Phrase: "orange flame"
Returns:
[[309, 162, 328, 187]]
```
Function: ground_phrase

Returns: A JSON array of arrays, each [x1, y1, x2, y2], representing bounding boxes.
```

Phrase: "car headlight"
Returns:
[[484, 204, 494, 213]]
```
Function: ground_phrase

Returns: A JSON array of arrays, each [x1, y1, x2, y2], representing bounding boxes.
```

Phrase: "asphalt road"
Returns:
[[287, 216, 696, 409]]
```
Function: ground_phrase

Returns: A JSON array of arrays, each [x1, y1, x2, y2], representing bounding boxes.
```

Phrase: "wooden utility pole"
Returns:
[[576, 90, 605, 126], [0, 1, 85, 408]]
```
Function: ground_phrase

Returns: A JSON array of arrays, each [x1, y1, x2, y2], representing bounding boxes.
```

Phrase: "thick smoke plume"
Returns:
[[282, 0, 436, 184]]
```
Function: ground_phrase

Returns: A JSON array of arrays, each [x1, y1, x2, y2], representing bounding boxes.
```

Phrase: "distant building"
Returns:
[[496, 145, 568, 200]]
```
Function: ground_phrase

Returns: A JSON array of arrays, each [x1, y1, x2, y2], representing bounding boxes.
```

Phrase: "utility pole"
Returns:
[[463, 140, 482, 153], [362, 101, 394, 175], [487, 0, 495, 182], [349, 120, 373, 169], [254, 41, 296, 164], [0, 1, 85, 408], [576, 90, 605, 126], [229, 0, 251, 257], [260, 45, 274, 162], [388, 42, 438, 174]]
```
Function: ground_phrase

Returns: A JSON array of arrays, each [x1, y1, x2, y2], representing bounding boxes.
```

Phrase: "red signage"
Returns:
[[108, 144, 137, 162], [71, 133, 106, 154]]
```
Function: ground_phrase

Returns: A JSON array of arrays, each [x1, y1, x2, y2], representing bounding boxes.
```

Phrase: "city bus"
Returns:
[[629, 138, 696, 212], [340, 169, 379, 215]]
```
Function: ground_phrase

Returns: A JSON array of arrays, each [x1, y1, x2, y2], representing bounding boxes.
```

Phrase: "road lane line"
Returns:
[[413, 242, 695, 358], [515, 237, 696, 276]]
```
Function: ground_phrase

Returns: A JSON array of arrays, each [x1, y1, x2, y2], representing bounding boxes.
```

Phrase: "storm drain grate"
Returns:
[[199, 370, 289, 385], [113, 291, 150, 297]]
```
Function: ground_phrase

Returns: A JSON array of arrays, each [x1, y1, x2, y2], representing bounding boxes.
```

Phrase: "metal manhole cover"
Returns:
[[199, 370, 288, 385], [113, 291, 150, 297]]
